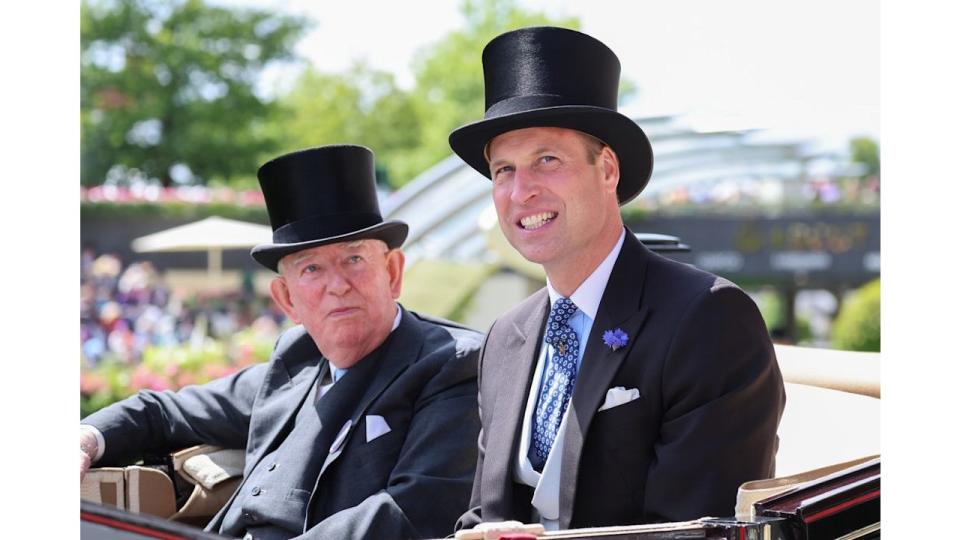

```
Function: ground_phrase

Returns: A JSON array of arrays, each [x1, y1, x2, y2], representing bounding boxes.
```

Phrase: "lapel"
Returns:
[[483, 290, 549, 516], [246, 332, 324, 476], [314, 306, 425, 480], [558, 231, 651, 528]]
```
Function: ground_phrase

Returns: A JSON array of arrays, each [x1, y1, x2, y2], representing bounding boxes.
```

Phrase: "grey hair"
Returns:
[[277, 238, 390, 274]]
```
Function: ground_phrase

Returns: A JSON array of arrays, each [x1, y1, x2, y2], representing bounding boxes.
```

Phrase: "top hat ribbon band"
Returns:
[[485, 93, 616, 119], [272, 212, 383, 244]]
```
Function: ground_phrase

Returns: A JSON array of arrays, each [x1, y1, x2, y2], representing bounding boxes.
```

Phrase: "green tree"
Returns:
[[832, 278, 880, 352], [271, 64, 421, 187], [394, 0, 581, 185], [270, 0, 630, 188], [850, 136, 880, 177], [272, 0, 582, 188], [81, 0, 308, 186]]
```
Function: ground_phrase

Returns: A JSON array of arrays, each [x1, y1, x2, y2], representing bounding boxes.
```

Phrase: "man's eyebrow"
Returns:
[[490, 146, 557, 166], [287, 253, 313, 268], [345, 240, 367, 250], [488, 156, 510, 169]]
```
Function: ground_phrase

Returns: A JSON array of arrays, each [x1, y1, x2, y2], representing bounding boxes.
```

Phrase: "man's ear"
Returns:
[[600, 146, 620, 195], [269, 276, 301, 324], [385, 249, 405, 300]]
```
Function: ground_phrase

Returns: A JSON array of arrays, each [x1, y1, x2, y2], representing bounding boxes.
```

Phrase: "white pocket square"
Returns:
[[598, 386, 640, 412], [365, 415, 391, 442]]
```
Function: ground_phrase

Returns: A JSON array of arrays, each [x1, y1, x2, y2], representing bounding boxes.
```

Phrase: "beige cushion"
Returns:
[[169, 445, 245, 524], [80, 468, 125, 508], [170, 476, 241, 524], [181, 448, 245, 490], [81, 466, 177, 519]]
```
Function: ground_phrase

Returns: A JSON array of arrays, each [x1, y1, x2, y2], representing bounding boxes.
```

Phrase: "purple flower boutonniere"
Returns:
[[602, 328, 629, 351]]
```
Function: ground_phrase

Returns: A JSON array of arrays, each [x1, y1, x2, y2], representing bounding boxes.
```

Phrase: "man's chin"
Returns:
[[506, 239, 555, 265], [317, 336, 370, 365]]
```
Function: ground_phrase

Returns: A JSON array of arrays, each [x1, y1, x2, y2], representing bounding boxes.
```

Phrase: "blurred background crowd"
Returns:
[[79, 247, 285, 416], [81, 248, 285, 365]]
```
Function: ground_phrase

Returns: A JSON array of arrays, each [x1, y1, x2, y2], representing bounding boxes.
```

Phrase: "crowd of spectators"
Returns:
[[805, 175, 880, 207], [638, 174, 880, 213], [80, 247, 286, 366]]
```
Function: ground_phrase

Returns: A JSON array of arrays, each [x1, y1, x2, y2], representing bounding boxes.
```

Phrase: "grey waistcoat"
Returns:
[[220, 372, 328, 539]]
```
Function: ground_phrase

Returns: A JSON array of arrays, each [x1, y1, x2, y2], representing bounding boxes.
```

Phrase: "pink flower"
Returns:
[[175, 373, 197, 388], [130, 366, 170, 392], [80, 372, 106, 395]]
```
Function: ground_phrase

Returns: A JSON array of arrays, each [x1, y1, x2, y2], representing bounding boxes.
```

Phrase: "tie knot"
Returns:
[[549, 297, 577, 327], [547, 296, 577, 327], [545, 297, 578, 349]]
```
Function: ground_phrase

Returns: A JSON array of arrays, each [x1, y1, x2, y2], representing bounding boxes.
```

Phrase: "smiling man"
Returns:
[[449, 27, 786, 531], [80, 145, 482, 540]]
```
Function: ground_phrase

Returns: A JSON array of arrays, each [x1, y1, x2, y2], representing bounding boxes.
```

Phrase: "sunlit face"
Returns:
[[487, 127, 621, 275], [270, 239, 404, 368]]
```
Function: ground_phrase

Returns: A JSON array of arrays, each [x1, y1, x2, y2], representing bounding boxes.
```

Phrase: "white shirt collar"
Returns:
[[546, 228, 626, 320], [391, 303, 402, 331]]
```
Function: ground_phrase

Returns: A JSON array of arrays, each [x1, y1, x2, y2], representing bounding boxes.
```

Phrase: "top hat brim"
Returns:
[[251, 220, 408, 272], [449, 106, 653, 205]]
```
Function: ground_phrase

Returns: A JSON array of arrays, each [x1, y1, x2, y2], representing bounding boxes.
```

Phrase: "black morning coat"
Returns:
[[457, 229, 786, 530], [84, 308, 482, 539]]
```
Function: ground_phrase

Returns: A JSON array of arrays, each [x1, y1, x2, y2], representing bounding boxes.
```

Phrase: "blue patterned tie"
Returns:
[[530, 297, 580, 471]]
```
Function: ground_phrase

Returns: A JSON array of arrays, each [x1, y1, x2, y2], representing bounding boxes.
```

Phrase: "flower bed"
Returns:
[[80, 326, 280, 418]]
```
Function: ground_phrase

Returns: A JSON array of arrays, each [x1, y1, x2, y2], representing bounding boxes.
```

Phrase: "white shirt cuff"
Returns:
[[80, 424, 106, 462]]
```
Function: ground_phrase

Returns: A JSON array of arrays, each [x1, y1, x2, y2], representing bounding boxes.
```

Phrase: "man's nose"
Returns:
[[510, 167, 540, 204], [325, 270, 352, 296]]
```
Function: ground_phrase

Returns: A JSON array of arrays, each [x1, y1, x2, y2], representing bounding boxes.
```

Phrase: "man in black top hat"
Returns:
[[80, 145, 482, 540], [450, 27, 785, 530]]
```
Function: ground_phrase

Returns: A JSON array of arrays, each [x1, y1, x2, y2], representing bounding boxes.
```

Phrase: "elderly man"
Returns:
[[449, 27, 785, 531], [80, 145, 482, 540]]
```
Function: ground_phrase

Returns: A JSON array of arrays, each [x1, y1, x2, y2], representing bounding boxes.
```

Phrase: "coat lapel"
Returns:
[[312, 357, 377, 475], [483, 290, 549, 518], [559, 232, 651, 528], [246, 331, 323, 476], [350, 306, 424, 422]]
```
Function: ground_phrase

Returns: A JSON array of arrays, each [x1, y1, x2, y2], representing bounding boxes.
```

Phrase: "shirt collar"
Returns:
[[546, 228, 626, 320], [391, 303, 402, 331]]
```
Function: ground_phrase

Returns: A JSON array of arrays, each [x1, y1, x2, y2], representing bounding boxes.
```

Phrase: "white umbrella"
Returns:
[[131, 216, 273, 278]]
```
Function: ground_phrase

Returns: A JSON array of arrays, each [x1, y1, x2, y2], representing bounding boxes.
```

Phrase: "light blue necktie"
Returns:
[[530, 297, 580, 471]]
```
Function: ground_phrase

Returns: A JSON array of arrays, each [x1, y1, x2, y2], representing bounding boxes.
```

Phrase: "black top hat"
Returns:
[[449, 26, 653, 205], [250, 145, 408, 272]]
